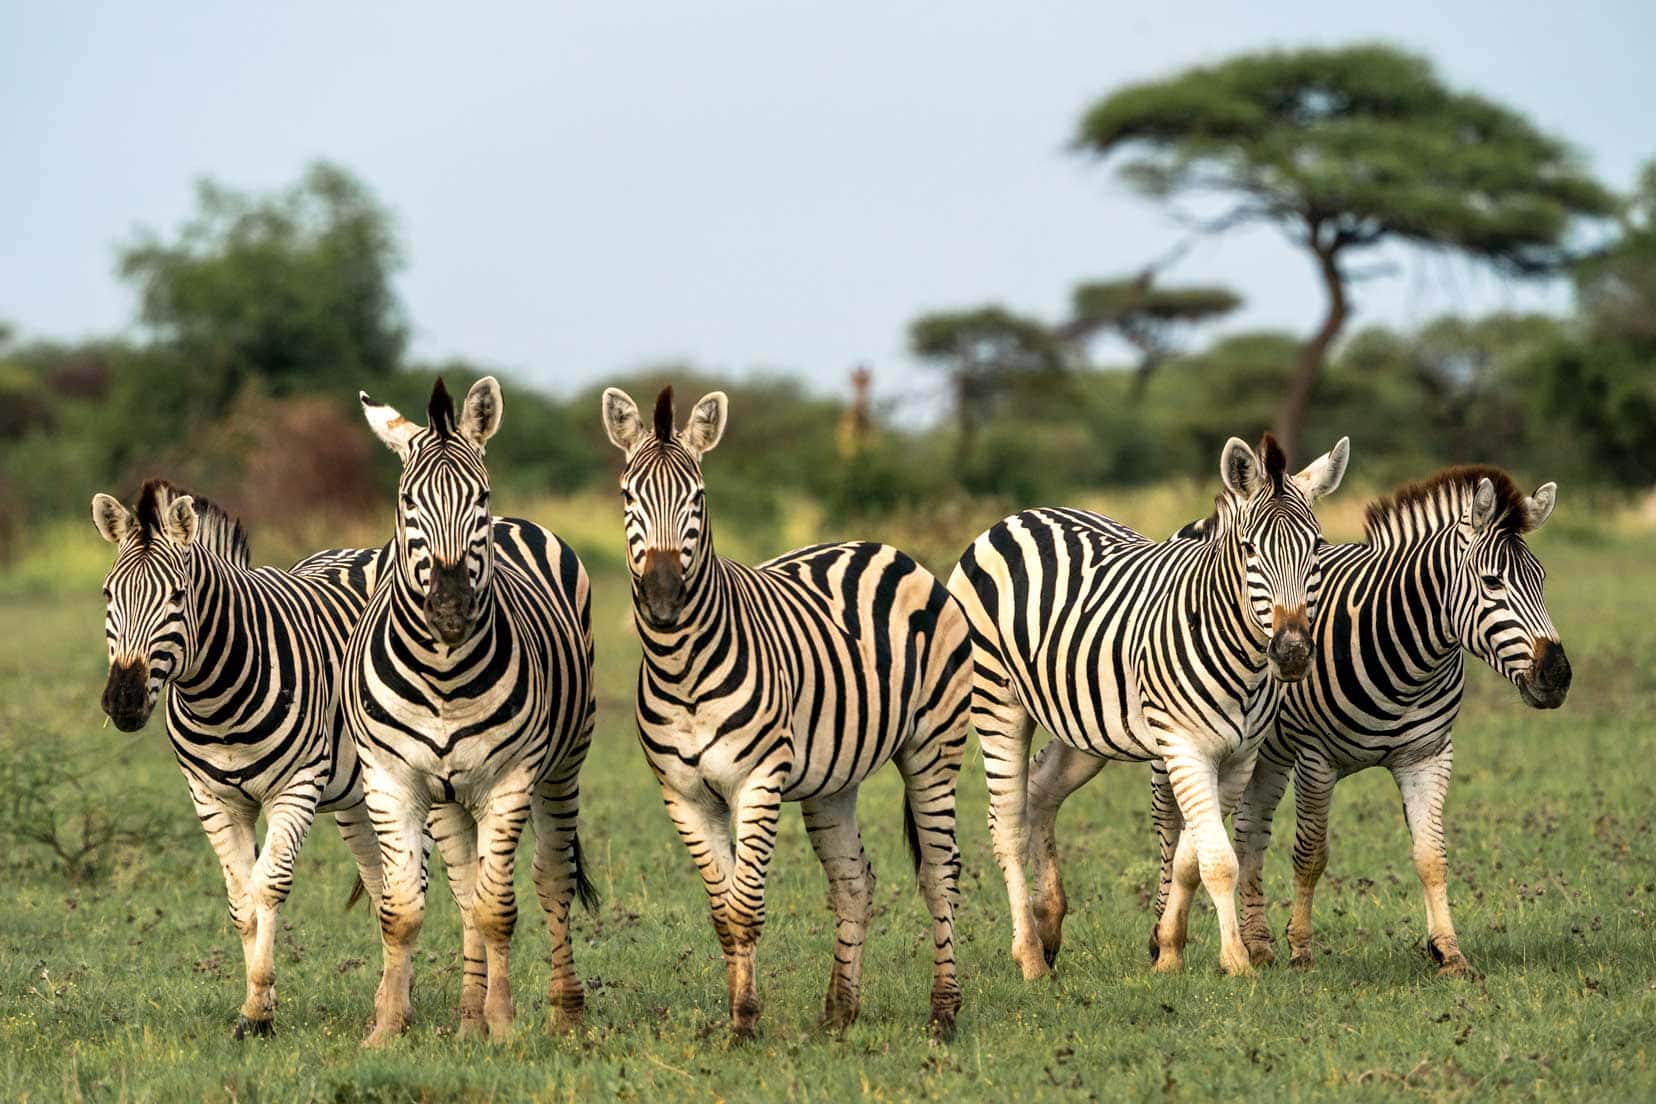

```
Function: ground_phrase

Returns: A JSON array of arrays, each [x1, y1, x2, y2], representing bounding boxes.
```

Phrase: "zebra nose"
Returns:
[[639, 549, 686, 626], [1268, 607, 1313, 682], [1521, 639, 1571, 708], [101, 660, 152, 732]]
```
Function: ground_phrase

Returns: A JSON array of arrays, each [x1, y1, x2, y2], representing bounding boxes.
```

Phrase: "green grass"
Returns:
[[1, 501, 1653, 1102]]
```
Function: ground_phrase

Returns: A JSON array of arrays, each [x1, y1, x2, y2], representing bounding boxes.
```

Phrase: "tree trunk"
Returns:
[[1277, 245, 1347, 461]]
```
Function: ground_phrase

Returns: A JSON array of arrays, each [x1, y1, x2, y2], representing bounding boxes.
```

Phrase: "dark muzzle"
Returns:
[[1267, 607, 1314, 683], [424, 559, 475, 646], [101, 660, 152, 732], [1519, 639, 1571, 709], [639, 549, 687, 628]]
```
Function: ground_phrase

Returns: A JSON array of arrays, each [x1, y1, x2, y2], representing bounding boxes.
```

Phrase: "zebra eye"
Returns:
[[102, 588, 112, 601], [402, 493, 417, 511], [172, 588, 187, 603], [1241, 540, 1257, 555], [1481, 574, 1505, 590]]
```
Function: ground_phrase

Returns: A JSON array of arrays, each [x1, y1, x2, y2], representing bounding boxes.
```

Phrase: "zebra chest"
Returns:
[[640, 697, 790, 802]]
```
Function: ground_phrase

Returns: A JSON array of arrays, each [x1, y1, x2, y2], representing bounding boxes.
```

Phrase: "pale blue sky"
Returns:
[[3, 2, 1650, 411]]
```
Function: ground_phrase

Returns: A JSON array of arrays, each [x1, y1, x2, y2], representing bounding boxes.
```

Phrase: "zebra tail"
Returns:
[[902, 796, 922, 877], [572, 833, 600, 914], [345, 876, 367, 912]]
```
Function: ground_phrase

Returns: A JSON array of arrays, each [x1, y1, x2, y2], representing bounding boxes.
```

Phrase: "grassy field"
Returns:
[[1, 487, 1652, 1102]]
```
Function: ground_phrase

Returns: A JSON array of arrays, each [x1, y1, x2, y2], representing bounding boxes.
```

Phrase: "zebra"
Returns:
[[947, 433, 1349, 980], [601, 385, 973, 1040], [346, 377, 597, 1047], [92, 479, 388, 1039], [1145, 465, 1571, 977]]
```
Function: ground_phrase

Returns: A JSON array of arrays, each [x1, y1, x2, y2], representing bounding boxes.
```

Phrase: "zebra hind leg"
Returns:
[[1148, 759, 1183, 959], [1025, 740, 1106, 970], [895, 724, 966, 1041], [429, 803, 487, 1038], [532, 768, 591, 1034], [972, 677, 1046, 980], [802, 788, 871, 1034]]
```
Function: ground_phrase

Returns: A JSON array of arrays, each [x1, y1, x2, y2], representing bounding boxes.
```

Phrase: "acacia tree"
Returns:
[[1073, 43, 1614, 457], [909, 305, 1067, 463], [1063, 273, 1241, 396]]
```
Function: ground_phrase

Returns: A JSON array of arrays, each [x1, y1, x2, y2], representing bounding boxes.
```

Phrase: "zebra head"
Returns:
[[601, 385, 727, 629], [91, 483, 202, 732], [1451, 475, 1570, 709], [360, 377, 503, 647], [1217, 433, 1350, 683]]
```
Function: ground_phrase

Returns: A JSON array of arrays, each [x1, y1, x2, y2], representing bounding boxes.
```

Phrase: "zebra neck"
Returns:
[[1369, 530, 1462, 663], [635, 552, 734, 683], [169, 546, 251, 703], [1199, 536, 1271, 653]]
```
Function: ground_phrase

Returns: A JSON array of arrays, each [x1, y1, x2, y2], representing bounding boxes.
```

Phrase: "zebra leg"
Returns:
[[658, 785, 739, 1018], [802, 788, 870, 1033], [192, 789, 261, 1038], [238, 787, 321, 1036], [531, 765, 588, 1033], [334, 800, 386, 915], [1232, 752, 1292, 967], [724, 760, 786, 1039], [1392, 745, 1476, 978], [473, 778, 535, 1042], [428, 802, 487, 1038], [1286, 754, 1337, 969], [1149, 759, 1183, 929], [1156, 753, 1252, 976], [896, 717, 965, 1040], [1025, 740, 1106, 969], [363, 779, 431, 1049], [973, 683, 1046, 980]]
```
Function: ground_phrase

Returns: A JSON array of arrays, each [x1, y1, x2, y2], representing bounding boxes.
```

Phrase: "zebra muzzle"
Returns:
[[1267, 607, 1313, 682], [639, 548, 687, 627], [101, 660, 152, 732], [1518, 639, 1571, 709], [424, 560, 475, 645]]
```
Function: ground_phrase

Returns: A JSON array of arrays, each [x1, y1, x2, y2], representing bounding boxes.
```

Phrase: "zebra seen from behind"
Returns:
[[948, 433, 1349, 980], [1149, 465, 1571, 976], [93, 479, 387, 1039], [602, 386, 973, 1040], [346, 377, 597, 1047]]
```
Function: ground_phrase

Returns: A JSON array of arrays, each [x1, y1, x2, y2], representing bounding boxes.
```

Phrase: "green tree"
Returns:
[[908, 305, 1067, 464], [1073, 43, 1615, 458], [119, 162, 406, 410], [1063, 272, 1241, 396]]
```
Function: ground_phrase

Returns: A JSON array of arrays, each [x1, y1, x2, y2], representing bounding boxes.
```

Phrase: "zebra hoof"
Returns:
[[1042, 942, 1059, 969], [233, 1015, 274, 1040], [929, 1012, 957, 1044], [1288, 950, 1315, 969], [1246, 939, 1277, 967]]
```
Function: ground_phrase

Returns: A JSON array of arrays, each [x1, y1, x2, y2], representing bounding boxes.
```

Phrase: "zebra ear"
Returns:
[[459, 376, 503, 451], [1469, 478, 1499, 535], [1293, 437, 1350, 502], [1219, 436, 1262, 498], [91, 493, 131, 545], [602, 388, 644, 454], [680, 392, 728, 458], [360, 391, 419, 462], [162, 494, 198, 546], [1521, 481, 1557, 532]]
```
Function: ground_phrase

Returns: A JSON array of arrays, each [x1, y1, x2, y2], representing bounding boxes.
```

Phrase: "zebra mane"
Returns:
[[428, 377, 457, 438], [1363, 466, 1529, 548], [135, 479, 252, 567], [1260, 433, 1287, 491], [653, 386, 675, 442]]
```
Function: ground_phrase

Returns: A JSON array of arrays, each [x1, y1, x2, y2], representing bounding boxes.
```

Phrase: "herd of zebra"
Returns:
[[90, 375, 1572, 1046]]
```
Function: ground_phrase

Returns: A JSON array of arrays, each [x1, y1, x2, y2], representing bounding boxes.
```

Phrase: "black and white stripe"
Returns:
[[602, 385, 973, 1040], [946, 433, 1348, 979], [93, 480, 386, 1038], [1150, 466, 1570, 975], [346, 377, 596, 1046]]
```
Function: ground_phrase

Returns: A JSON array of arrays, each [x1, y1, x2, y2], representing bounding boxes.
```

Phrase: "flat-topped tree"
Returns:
[[1073, 43, 1615, 457], [1064, 274, 1242, 397], [909, 305, 1067, 463]]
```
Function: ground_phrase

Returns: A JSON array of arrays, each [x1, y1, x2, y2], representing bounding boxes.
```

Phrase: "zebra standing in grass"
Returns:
[[948, 434, 1349, 980], [1146, 466, 1571, 976], [346, 377, 596, 1047], [93, 479, 387, 1038], [602, 386, 972, 1040]]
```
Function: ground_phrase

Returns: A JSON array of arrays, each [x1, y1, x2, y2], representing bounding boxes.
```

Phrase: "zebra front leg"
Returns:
[[237, 787, 321, 1036], [428, 802, 487, 1038], [1149, 759, 1183, 937], [724, 761, 786, 1039], [1232, 753, 1292, 967], [532, 765, 590, 1034], [659, 784, 738, 1024], [1156, 753, 1251, 976], [334, 800, 386, 915], [896, 728, 965, 1040], [1286, 754, 1337, 969], [1393, 745, 1476, 978], [802, 788, 870, 1033], [191, 790, 261, 1038], [473, 779, 535, 1042], [1025, 740, 1106, 970], [973, 683, 1045, 979], [363, 778, 431, 1049]]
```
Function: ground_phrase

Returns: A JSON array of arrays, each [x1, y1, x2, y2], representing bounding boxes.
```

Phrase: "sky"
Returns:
[[3, 1, 1652, 414]]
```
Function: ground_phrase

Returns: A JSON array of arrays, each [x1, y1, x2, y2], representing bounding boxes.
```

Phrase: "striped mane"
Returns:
[[135, 478, 252, 567], [1362, 466, 1529, 549]]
